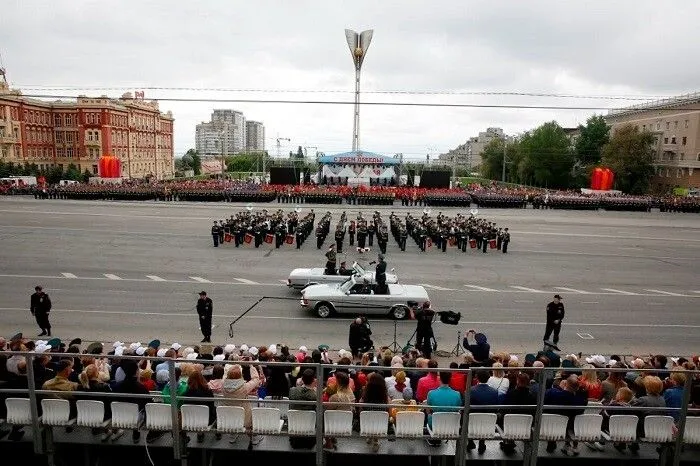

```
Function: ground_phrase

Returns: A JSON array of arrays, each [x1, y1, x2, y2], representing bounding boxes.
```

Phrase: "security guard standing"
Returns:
[[31, 285, 52, 336], [543, 294, 565, 349], [414, 301, 435, 359], [211, 221, 221, 247], [502, 228, 511, 254], [197, 291, 213, 343]]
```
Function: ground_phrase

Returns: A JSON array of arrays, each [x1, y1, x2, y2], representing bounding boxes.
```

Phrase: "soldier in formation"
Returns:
[[208, 209, 316, 249], [402, 211, 511, 255], [315, 212, 332, 249]]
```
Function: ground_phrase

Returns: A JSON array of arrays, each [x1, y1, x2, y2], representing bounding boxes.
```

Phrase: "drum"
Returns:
[[426, 238, 432, 248], [244, 233, 254, 244], [448, 237, 456, 246], [469, 239, 477, 249], [224, 233, 232, 242], [285, 235, 294, 245], [489, 239, 497, 249], [264, 234, 274, 244]]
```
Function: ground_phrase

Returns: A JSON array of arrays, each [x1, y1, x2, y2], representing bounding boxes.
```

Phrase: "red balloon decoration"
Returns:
[[600, 168, 610, 191], [98, 155, 122, 178]]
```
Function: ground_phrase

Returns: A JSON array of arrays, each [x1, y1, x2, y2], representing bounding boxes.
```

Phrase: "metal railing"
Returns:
[[0, 352, 698, 466]]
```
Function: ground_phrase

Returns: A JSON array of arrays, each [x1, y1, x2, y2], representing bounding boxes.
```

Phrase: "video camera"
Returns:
[[437, 310, 461, 325]]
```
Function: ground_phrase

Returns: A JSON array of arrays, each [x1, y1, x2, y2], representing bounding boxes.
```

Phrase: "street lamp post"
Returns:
[[344, 29, 374, 152]]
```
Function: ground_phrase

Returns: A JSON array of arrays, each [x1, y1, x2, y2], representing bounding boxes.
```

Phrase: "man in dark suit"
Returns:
[[30, 286, 52, 336], [469, 370, 499, 453], [196, 291, 213, 343]]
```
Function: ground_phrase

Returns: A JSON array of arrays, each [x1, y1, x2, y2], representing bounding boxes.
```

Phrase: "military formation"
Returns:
[[210, 208, 316, 249], [401, 210, 511, 254]]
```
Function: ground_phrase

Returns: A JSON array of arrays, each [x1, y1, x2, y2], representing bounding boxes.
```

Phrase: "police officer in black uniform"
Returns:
[[414, 301, 435, 359], [31, 285, 52, 336], [211, 221, 221, 247], [502, 228, 511, 254], [543, 294, 565, 348], [373, 253, 387, 294], [197, 291, 213, 343]]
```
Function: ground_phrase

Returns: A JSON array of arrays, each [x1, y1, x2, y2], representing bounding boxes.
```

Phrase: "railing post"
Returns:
[[455, 369, 472, 464], [671, 373, 693, 466], [315, 362, 325, 466], [24, 354, 44, 454], [528, 367, 548, 466], [168, 359, 183, 461]]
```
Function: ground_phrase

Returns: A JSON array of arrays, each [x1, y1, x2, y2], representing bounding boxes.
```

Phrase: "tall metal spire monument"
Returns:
[[344, 29, 373, 152]]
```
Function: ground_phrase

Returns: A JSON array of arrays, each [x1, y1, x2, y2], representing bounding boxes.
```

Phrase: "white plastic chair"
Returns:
[[287, 409, 316, 436], [643, 416, 674, 443], [324, 410, 353, 437], [502, 414, 533, 440], [262, 396, 290, 419], [539, 414, 567, 441], [181, 405, 211, 432], [428, 412, 461, 439], [251, 407, 283, 434], [41, 399, 71, 426], [573, 414, 603, 441], [111, 402, 140, 429], [145, 403, 173, 431], [469, 412, 497, 439], [395, 411, 424, 438], [5, 398, 32, 425], [360, 411, 389, 437], [607, 415, 638, 442], [76, 400, 105, 427], [682, 417, 700, 445], [215, 406, 245, 434]]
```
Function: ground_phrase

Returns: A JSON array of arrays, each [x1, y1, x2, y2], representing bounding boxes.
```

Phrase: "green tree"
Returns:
[[480, 139, 510, 181], [575, 114, 609, 166], [601, 123, 656, 194], [81, 169, 92, 183], [64, 163, 82, 181], [518, 121, 574, 188], [183, 149, 201, 175]]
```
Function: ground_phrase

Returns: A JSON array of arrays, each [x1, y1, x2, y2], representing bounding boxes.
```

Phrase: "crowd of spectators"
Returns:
[[1, 332, 699, 453]]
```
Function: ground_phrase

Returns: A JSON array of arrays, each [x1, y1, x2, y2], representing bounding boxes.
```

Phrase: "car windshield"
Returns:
[[339, 277, 358, 293], [352, 262, 366, 275]]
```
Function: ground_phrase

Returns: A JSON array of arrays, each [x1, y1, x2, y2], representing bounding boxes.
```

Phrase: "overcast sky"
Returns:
[[2, 0, 699, 160]]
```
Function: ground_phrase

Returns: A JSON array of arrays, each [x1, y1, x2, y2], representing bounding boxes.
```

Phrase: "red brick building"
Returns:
[[0, 82, 174, 179]]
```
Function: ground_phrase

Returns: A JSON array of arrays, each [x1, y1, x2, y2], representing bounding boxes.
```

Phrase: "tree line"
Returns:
[[0, 161, 91, 184], [480, 116, 657, 193]]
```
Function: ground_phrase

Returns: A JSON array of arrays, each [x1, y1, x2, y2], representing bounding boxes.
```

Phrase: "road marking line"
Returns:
[[1, 307, 699, 328], [233, 277, 259, 285], [419, 284, 456, 291], [577, 333, 595, 340], [554, 287, 589, 294], [514, 300, 534, 304], [601, 288, 638, 295], [644, 289, 687, 297], [278, 279, 289, 284], [581, 301, 600, 304], [104, 274, 122, 280], [190, 276, 212, 283], [511, 286, 547, 293], [647, 303, 665, 306], [463, 285, 499, 292], [61, 273, 77, 279], [146, 275, 167, 282]]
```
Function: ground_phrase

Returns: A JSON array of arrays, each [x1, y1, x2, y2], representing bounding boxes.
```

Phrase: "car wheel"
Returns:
[[315, 302, 334, 318], [391, 305, 408, 320]]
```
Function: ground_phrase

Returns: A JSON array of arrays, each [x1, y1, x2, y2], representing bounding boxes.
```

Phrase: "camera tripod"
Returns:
[[448, 330, 463, 357]]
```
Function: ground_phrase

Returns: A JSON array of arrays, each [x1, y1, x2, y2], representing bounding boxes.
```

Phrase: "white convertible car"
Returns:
[[300, 275, 430, 319], [286, 261, 398, 291]]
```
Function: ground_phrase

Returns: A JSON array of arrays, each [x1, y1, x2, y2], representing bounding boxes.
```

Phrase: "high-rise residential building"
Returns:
[[195, 109, 248, 155], [246, 120, 265, 152], [438, 127, 507, 169], [0, 80, 174, 179], [604, 93, 700, 190]]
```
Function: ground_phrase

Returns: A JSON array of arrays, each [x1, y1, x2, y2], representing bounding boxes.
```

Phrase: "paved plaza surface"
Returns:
[[0, 197, 698, 356]]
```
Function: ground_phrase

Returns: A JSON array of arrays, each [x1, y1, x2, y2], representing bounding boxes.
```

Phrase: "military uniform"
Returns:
[[211, 222, 221, 247], [196, 292, 213, 343]]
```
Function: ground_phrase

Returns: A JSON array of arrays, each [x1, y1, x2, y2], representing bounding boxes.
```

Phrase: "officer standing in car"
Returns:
[[197, 291, 213, 343], [374, 253, 387, 294]]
